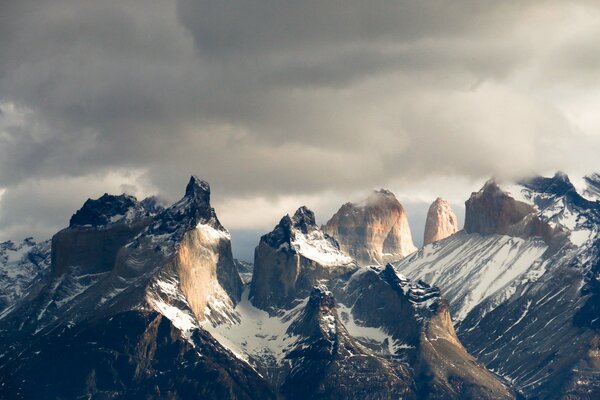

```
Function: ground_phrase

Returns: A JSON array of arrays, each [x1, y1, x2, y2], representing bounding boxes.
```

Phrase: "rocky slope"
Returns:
[[323, 189, 417, 265], [0, 176, 272, 400], [423, 198, 458, 245], [205, 204, 515, 399], [581, 173, 600, 201], [281, 285, 415, 400], [396, 172, 600, 399], [250, 206, 356, 310], [2, 175, 560, 399], [0, 238, 51, 313]]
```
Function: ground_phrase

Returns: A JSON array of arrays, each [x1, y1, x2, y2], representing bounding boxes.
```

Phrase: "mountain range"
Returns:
[[1, 172, 599, 399]]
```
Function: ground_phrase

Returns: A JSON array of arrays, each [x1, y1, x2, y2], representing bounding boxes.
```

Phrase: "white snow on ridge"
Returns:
[[499, 181, 595, 247], [498, 183, 534, 206], [292, 229, 353, 266], [572, 174, 600, 202], [395, 233, 548, 322], [196, 223, 231, 242], [150, 298, 198, 338], [201, 288, 306, 367]]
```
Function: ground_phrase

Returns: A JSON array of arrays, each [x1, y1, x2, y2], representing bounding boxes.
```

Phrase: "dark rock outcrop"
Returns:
[[0, 310, 275, 400], [52, 194, 158, 277], [281, 285, 416, 400], [0, 176, 253, 399], [250, 207, 356, 311], [464, 180, 536, 236], [342, 264, 516, 400]]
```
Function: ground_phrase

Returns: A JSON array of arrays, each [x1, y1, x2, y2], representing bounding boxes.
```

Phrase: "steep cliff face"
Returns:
[[339, 264, 515, 400], [0, 176, 266, 400], [464, 180, 535, 235], [397, 172, 600, 399], [423, 198, 458, 246], [250, 206, 355, 310], [281, 285, 416, 400], [115, 176, 243, 324], [464, 180, 559, 245], [323, 189, 417, 265], [51, 194, 157, 277]]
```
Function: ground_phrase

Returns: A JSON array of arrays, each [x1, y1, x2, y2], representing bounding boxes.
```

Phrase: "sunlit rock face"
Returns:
[[0, 176, 270, 400], [423, 197, 458, 246], [323, 189, 417, 266], [250, 206, 356, 311], [397, 172, 600, 399], [464, 180, 562, 246], [464, 180, 536, 236]]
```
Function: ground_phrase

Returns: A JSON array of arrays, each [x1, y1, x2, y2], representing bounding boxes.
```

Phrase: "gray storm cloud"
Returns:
[[0, 0, 599, 252]]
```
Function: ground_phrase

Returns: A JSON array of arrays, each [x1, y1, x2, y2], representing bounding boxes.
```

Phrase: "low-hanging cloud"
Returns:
[[0, 0, 599, 251]]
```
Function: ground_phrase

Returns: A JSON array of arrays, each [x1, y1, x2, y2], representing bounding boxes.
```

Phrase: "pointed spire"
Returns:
[[291, 206, 316, 233], [185, 175, 211, 200]]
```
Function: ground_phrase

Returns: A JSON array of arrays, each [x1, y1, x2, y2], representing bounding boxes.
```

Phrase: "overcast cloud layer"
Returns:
[[1, 0, 599, 259]]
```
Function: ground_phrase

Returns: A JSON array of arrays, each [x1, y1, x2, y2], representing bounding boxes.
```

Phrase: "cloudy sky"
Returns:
[[1, 0, 599, 260]]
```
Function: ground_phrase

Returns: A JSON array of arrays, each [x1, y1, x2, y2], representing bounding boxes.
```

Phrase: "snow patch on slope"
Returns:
[[201, 288, 306, 366], [292, 229, 354, 266], [196, 222, 231, 242], [151, 298, 198, 337], [396, 233, 548, 322]]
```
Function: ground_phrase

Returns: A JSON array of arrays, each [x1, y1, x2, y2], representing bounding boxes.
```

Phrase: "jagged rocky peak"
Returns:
[[47, 174, 242, 327], [148, 175, 224, 236], [117, 175, 243, 320], [185, 174, 211, 198], [343, 264, 515, 399], [69, 193, 153, 228], [251, 206, 355, 311], [323, 189, 416, 266], [288, 285, 337, 341], [52, 193, 157, 277], [381, 263, 441, 306], [290, 205, 316, 233], [306, 284, 337, 335], [282, 283, 416, 400], [423, 197, 458, 245]]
